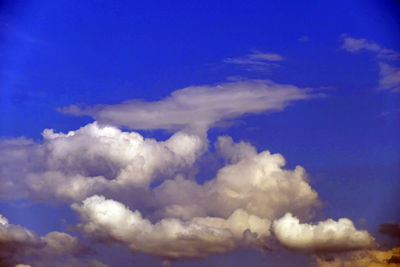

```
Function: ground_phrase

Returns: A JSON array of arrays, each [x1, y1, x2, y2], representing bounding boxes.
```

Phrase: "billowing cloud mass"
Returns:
[[272, 213, 374, 252], [0, 78, 378, 265], [341, 35, 400, 93], [0, 122, 204, 202], [0, 119, 374, 263], [72, 195, 270, 259], [153, 136, 320, 221], [0, 214, 106, 267], [58, 80, 312, 132]]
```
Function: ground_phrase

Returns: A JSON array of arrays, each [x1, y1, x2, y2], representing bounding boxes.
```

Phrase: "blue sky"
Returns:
[[0, 1, 400, 266]]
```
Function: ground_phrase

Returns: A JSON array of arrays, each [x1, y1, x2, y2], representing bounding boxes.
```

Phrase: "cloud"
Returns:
[[0, 122, 205, 202], [153, 137, 320, 221], [223, 52, 284, 72], [341, 36, 381, 53], [224, 52, 283, 64], [379, 62, 400, 92], [341, 35, 400, 93], [316, 247, 400, 266], [0, 120, 377, 262], [0, 213, 105, 267], [72, 195, 270, 260], [340, 36, 399, 60], [67, 136, 326, 260], [272, 213, 374, 252], [0, 80, 377, 263], [58, 80, 312, 133], [298, 35, 309, 42]]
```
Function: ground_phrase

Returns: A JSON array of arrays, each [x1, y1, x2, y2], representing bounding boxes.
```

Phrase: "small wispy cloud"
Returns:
[[379, 62, 400, 92], [223, 51, 284, 71], [298, 35, 309, 42], [340, 35, 399, 60], [341, 34, 400, 93]]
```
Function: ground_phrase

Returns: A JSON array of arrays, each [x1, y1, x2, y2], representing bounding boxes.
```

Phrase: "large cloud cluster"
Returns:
[[0, 79, 378, 265], [0, 123, 375, 262]]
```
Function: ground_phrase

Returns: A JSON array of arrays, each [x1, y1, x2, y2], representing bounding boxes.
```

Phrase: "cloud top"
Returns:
[[273, 213, 374, 252]]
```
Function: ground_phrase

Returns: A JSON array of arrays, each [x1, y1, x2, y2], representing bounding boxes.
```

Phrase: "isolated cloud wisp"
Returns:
[[58, 80, 312, 132], [223, 52, 284, 72], [341, 35, 400, 92]]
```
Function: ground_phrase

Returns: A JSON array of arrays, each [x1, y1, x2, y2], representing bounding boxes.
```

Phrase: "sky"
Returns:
[[0, 1, 400, 266]]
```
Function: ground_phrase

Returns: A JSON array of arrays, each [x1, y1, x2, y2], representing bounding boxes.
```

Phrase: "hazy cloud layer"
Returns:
[[341, 35, 400, 93], [58, 80, 313, 133], [272, 213, 374, 252]]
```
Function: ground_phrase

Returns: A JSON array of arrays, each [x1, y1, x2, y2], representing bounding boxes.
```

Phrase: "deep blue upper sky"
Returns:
[[1, 0, 399, 166], [0, 1, 399, 266]]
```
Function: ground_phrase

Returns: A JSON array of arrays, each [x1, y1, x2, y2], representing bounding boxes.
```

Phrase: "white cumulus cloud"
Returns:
[[72, 195, 270, 259], [273, 213, 374, 252], [0, 122, 205, 202]]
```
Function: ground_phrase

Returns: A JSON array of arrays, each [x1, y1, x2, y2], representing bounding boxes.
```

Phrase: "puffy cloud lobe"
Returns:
[[0, 122, 204, 202], [273, 213, 374, 252], [0, 214, 42, 251], [154, 142, 320, 221], [215, 136, 257, 164], [58, 80, 313, 133], [72, 195, 270, 259]]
